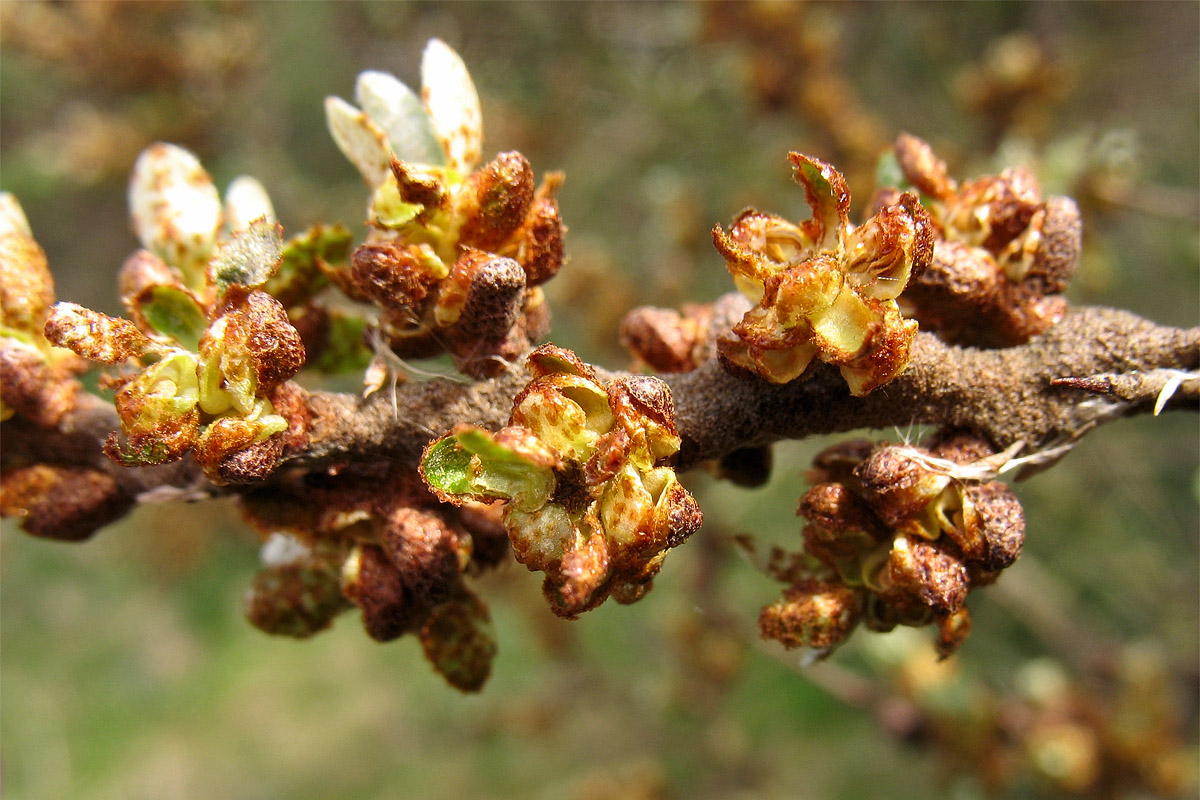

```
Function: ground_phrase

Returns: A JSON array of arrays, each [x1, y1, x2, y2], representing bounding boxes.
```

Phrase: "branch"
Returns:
[[3, 305, 1196, 506]]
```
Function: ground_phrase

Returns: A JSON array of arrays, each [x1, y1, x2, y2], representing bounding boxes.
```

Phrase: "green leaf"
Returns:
[[422, 427, 556, 511], [422, 435, 475, 496], [137, 286, 208, 350]]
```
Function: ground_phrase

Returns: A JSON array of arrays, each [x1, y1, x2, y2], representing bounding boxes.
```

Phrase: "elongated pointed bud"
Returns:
[[129, 143, 222, 280], [44, 302, 155, 364], [355, 70, 444, 166], [325, 95, 394, 187], [421, 39, 483, 174], [224, 176, 276, 232]]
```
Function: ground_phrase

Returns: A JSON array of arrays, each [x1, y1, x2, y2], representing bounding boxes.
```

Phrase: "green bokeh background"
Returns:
[[2, 3, 1196, 798]]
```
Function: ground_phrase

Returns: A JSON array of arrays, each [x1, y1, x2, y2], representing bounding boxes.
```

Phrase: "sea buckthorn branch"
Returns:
[[282, 304, 1198, 473], [5, 305, 1195, 506], [2, 37, 1197, 695]]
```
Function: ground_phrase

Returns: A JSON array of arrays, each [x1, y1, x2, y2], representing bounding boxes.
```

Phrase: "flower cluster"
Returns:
[[713, 152, 933, 395], [42, 143, 306, 483], [0, 193, 86, 428], [889, 133, 1082, 345], [421, 344, 702, 617], [325, 40, 564, 378], [240, 465, 507, 692], [753, 431, 1024, 658]]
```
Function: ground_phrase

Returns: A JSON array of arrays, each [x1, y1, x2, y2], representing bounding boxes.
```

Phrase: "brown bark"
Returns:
[[2, 306, 1196, 514]]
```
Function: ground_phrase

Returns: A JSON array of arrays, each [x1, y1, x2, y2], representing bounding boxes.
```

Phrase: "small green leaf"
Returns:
[[138, 286, 208, 350], [422, 427, 556, 511], [355, 70, 444, 166], [422, 435, 475, 496]]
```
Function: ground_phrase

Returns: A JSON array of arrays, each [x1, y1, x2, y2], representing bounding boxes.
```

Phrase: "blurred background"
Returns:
[[1, 2, 1196, 798]]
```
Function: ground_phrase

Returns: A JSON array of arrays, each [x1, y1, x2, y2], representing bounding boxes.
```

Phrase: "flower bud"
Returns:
[[620, 305, 710, 374], [798, 481, 888, 567], [193, 412, 287, 484], [434, 250, 526, 332], [713, 445, 774, 488], [44, 302, 155, 364], [936, 606, 972, 658], [1025, 195, 1081, 294], [341, 544, 420, 642], [128, 143, 222, 281], [382, 506, 466, 608], [456, 151, 534, 251], [106, 350, 201, 465], [545, 529, 612, 618], [0, 341, 80, 427], [758, 579, 864, 651], [855, 445, 953, 530], [350, 239, 441, 315], [880, 534, 969, 614], [245, 536, 350, 638], [894, 133, 956, 202], [0, 200, 54, 334], [199, 288, 304, 415], [509, 172, 565, 287], [959, 481, 1025, 574], [419, 585, 497, 692], [1, 464, 131, 542]]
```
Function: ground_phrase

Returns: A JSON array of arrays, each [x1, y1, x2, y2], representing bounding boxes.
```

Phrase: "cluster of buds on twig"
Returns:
[[421, 345, 702, 617], [888, 133, 1082, 345], [325, 40, 564, 378], [40, 143, 307, 483], [240, 464, 507, 692], [752, 431, 1024, 658], [713, 152, 934, 395], [0, 195, 138, 541], [0, 193, 86, 428]]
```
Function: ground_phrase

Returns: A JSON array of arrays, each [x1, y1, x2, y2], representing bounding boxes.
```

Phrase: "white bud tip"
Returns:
[[325, 95, 394, 187], [0, 193, 32, 239], [129, 143, 222, 274], [421, 38, 483, 175], [224, 176, 276, 232]]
